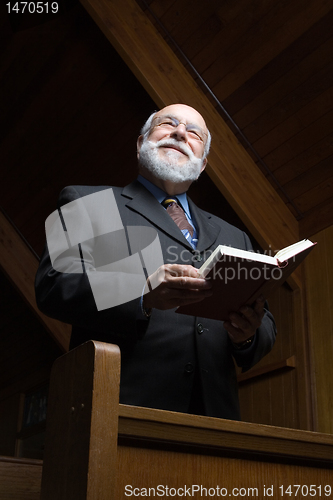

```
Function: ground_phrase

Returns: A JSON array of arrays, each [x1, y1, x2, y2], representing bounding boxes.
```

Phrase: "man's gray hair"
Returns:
[[140, 111, 212, 159]]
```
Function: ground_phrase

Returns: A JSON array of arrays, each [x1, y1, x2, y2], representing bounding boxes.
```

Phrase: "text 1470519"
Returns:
[[6, 2, 59, 14]]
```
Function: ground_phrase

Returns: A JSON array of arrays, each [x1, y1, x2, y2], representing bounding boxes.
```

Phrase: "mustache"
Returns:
[[150, 139, 195, 159]]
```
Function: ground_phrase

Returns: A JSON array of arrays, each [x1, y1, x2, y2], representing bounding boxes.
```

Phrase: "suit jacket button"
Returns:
[[184, 363, 194, 373], [197, 323, 204, 334], [192, 254, 202, 262]]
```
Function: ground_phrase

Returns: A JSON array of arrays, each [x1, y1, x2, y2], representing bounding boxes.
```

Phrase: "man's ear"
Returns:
[[137, 135, 144, 158], [200, 157, 207, 173]]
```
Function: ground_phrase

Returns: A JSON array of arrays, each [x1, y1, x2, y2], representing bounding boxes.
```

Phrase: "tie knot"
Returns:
[[162, 197, 178, 208]]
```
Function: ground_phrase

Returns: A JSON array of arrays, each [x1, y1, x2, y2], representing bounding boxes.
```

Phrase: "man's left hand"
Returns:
[[224, 295, 265, 346]]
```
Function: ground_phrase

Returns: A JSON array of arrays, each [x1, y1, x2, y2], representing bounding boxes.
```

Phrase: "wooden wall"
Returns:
[[1, 0, 333, 453], [0, 270, 62, 459], [304, 224, 333, 434], [238, 226, 333, 434], [237, 282, 311, 431], [0, 3, 156, 256]]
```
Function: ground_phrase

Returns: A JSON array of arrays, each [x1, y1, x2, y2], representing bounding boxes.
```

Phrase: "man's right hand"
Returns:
[[142, 264, 212, 311]]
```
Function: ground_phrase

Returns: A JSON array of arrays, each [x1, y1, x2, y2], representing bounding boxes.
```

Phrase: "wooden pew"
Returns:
[[33, 341, 333, 498], [0, 456, 42, 500]]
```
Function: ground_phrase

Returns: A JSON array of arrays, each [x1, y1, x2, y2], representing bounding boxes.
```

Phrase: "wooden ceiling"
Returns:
[[0, 0, 332, 258], [0, 1, 157, 256], [139, 0, 333, 239]]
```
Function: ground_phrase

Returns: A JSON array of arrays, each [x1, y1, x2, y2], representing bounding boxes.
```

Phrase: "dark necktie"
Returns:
[[162, 198, 194, 237]]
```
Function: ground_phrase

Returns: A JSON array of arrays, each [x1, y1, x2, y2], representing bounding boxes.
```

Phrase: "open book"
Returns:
[[176, 239, 316, 321]]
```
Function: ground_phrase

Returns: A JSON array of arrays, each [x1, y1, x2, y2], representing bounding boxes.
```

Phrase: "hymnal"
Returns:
[[177, 239, 316, 321]]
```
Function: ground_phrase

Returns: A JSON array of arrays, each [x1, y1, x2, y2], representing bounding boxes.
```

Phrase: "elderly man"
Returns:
[[35, 104, 276, 419]]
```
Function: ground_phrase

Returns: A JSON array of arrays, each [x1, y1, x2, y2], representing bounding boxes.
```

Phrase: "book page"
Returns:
[[199, 245, 277, 278], [275, 239, 314, 263]]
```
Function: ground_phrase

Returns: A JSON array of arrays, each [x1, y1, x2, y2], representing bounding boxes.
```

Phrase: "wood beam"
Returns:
[[80, 0, 301, 288], [0, 211, 70, 352]]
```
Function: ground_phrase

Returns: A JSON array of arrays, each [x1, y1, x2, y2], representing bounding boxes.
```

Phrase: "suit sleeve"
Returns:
[[35, 186, 149, 345], [230, 307, 277, 371]]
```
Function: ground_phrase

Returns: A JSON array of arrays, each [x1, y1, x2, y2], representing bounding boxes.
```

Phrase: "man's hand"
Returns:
[[224, 295, 266, 346], [143, 264, 212, 311]]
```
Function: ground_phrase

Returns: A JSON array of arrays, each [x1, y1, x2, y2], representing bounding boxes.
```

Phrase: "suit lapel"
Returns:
[[188, 198, 221, 252], [122, 181, 193, 249], [122, 181, 221, 252]]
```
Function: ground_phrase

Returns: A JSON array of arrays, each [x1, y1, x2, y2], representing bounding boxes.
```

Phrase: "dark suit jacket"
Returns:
[[35, 181, 276, 420]]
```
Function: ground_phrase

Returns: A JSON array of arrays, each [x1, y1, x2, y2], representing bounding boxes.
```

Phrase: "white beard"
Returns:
[[138, 139, 204, 183]]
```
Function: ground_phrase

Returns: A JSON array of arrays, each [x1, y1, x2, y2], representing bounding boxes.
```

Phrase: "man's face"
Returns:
[[147, 104, 208, 164], [137, 105, 208, 185]]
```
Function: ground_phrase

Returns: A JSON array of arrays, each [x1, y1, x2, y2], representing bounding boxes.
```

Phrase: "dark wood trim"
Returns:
[[237, 355, 296, 383]]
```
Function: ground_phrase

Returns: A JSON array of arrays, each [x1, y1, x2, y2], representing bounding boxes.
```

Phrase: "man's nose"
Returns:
[[170, 123, 187, 141]]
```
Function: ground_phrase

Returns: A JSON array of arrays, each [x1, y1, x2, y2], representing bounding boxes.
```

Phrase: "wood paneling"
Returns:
[[237, 282, 311, 430], [0, 4, 156, 256], [304, 225, 333, 434], [0, 395, 21, 456], [116, 447, 333, 499], [4, 405, 333, 500], [4, 0, 331, 252], [0, 457, 42, 500], [0, 211, 71, 352], [40, 341, 333, 499], [0, 270, 62, 401], [141, 0, 333, 235]]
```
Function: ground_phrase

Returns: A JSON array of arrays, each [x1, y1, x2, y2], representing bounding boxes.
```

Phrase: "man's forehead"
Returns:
[[154, 104, 207, 129]]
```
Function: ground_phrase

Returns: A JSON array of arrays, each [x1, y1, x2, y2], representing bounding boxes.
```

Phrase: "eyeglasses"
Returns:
[[152, 115, 207, 143]]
